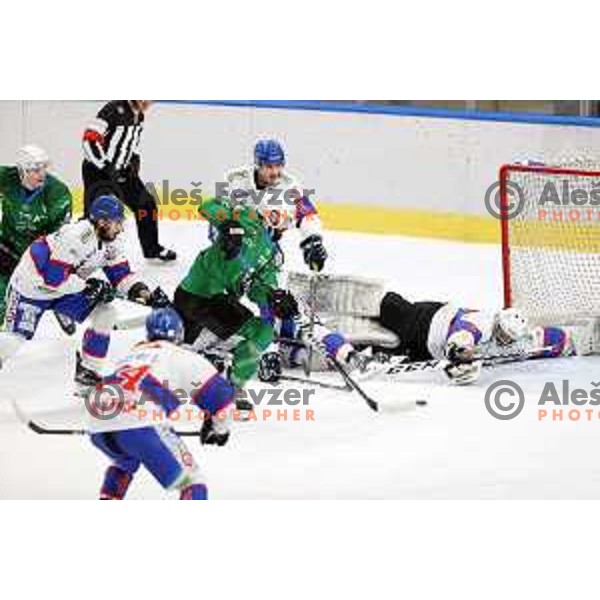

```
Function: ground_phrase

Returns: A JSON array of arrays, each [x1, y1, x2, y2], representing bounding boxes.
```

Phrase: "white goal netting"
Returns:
[[501, 159, 600, 353]]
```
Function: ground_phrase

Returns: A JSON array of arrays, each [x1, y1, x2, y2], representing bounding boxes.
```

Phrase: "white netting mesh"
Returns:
[[503, 163, 600, 351]]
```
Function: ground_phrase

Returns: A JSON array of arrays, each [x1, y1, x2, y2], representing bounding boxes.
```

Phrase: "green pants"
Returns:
[[173, 287, 274, 388], [231, 316, 274, 387], [0, 273, 9, 325]]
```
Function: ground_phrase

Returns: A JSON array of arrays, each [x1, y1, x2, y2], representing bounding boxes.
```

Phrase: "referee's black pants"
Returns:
[[82, 160, 161, 258]]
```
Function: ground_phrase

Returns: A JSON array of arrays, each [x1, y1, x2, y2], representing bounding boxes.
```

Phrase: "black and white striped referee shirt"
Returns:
[[82, 101, 144, 173]]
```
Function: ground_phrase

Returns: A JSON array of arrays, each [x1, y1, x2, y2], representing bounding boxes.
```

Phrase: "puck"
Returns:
[[416, 400, 428, 406]]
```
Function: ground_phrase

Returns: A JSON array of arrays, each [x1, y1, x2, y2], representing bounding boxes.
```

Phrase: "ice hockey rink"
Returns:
[[1, 218, 599, 500]]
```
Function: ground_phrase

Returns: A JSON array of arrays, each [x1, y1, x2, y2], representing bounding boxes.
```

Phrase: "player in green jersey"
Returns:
[[0, 145, 72, 322], [174, 196, 297, 390]]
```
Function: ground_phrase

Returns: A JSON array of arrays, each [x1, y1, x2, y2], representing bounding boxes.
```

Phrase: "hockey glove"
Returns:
[[54, 311, 77, 336], [300, 235, 327, 272], [269, 289, 299, 320], [444, 360, 483, 385], [200, 416, 230, 446], [84, 278, 117, 307], [149, 286, 172, 308], [444, 330, 482, 385], [218, 219, 245, 260], [445, 330, 477, 364], [127, 281, 152, 305], [258, 351, 283, 383]]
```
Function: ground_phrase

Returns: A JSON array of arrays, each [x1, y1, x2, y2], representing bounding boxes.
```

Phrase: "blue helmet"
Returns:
[[145, 308, 184, 344], [254, 139, 285, 167], [89, 195, 125, 223]]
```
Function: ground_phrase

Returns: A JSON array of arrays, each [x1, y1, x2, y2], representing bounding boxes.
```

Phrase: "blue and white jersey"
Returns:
[[9, 219, 139, 300], [427, 304, 575, 360], [87, 340, 234, 433], [224, 164, 322, 243], [427, 304, 495, 359]]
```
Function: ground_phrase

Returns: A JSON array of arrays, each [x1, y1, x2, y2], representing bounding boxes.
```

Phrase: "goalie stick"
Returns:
[[277, 337, 555, 381], [365, 345, 557, 378]]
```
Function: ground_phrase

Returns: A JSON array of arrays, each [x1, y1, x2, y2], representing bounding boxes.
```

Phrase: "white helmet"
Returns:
[[16, 145, 49, 175], [494, 308, 529, 345]]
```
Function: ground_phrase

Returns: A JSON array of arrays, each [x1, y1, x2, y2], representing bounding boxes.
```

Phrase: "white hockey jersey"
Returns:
[[87, 340, 229, 433], [10, 219, 139, 300], [426, 304, 574, 360], [224, 165, 322, 243], [427, 304, 494, 359]]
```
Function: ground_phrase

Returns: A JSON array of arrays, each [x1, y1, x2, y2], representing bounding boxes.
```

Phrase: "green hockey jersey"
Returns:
[[0, 166, 72, 255], [181, 197, 282, 306]]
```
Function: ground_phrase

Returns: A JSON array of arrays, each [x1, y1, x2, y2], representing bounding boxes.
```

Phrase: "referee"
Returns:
[[82, 100, 176, 261]]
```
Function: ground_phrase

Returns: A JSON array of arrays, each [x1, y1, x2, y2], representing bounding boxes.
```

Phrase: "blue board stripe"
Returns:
[[157, 100, 600, 128]]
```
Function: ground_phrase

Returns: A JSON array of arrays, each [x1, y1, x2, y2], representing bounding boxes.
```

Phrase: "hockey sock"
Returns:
[[81, 328, 110, 372], [180, 483, 208, 500], [99, 465, 133, 500]]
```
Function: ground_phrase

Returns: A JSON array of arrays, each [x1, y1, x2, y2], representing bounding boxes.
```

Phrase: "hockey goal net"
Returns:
[[500, 161, 600, 353]]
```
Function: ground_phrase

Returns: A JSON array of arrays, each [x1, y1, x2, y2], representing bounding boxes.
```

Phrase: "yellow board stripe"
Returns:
[[509, 219, 600, 253], [317, 202, 500, 243], [72, 188, 501, 244]]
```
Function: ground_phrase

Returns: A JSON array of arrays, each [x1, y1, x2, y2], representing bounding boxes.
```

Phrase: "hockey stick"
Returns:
[[278, 372, 353, 392], [10, 396, 202, 437], [306, 270, 318, 378], [277, 336, 379, 411], [374, 345, 557, 378], [327, 354, 378, 411]]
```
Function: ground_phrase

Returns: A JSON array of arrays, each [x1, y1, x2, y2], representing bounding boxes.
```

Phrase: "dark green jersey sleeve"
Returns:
[[247, 258, 279, 306]]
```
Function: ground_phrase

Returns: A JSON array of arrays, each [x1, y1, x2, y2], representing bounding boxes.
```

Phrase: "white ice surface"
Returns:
[[1, 219, 599, 499]]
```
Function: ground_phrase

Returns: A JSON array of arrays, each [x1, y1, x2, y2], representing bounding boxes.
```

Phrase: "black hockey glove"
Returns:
[[54, 311, 77, 336], [258, 351, 283, 383], [200, 417, 230, 446], [84, 278, 117, 307], [300, 235, 327, 272], [149, 286, 172, 308], [269, 289, 299, 320], [218, 219, 245, 260], [127, 281, 152, 304]]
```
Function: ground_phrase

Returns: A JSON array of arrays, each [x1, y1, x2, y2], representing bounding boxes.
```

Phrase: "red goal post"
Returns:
[[499, 162, 600, 341]]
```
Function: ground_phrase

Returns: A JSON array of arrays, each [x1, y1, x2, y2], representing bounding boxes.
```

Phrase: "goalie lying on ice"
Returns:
[[375, 292, 576, 384], [260, 284, 576, 386]]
